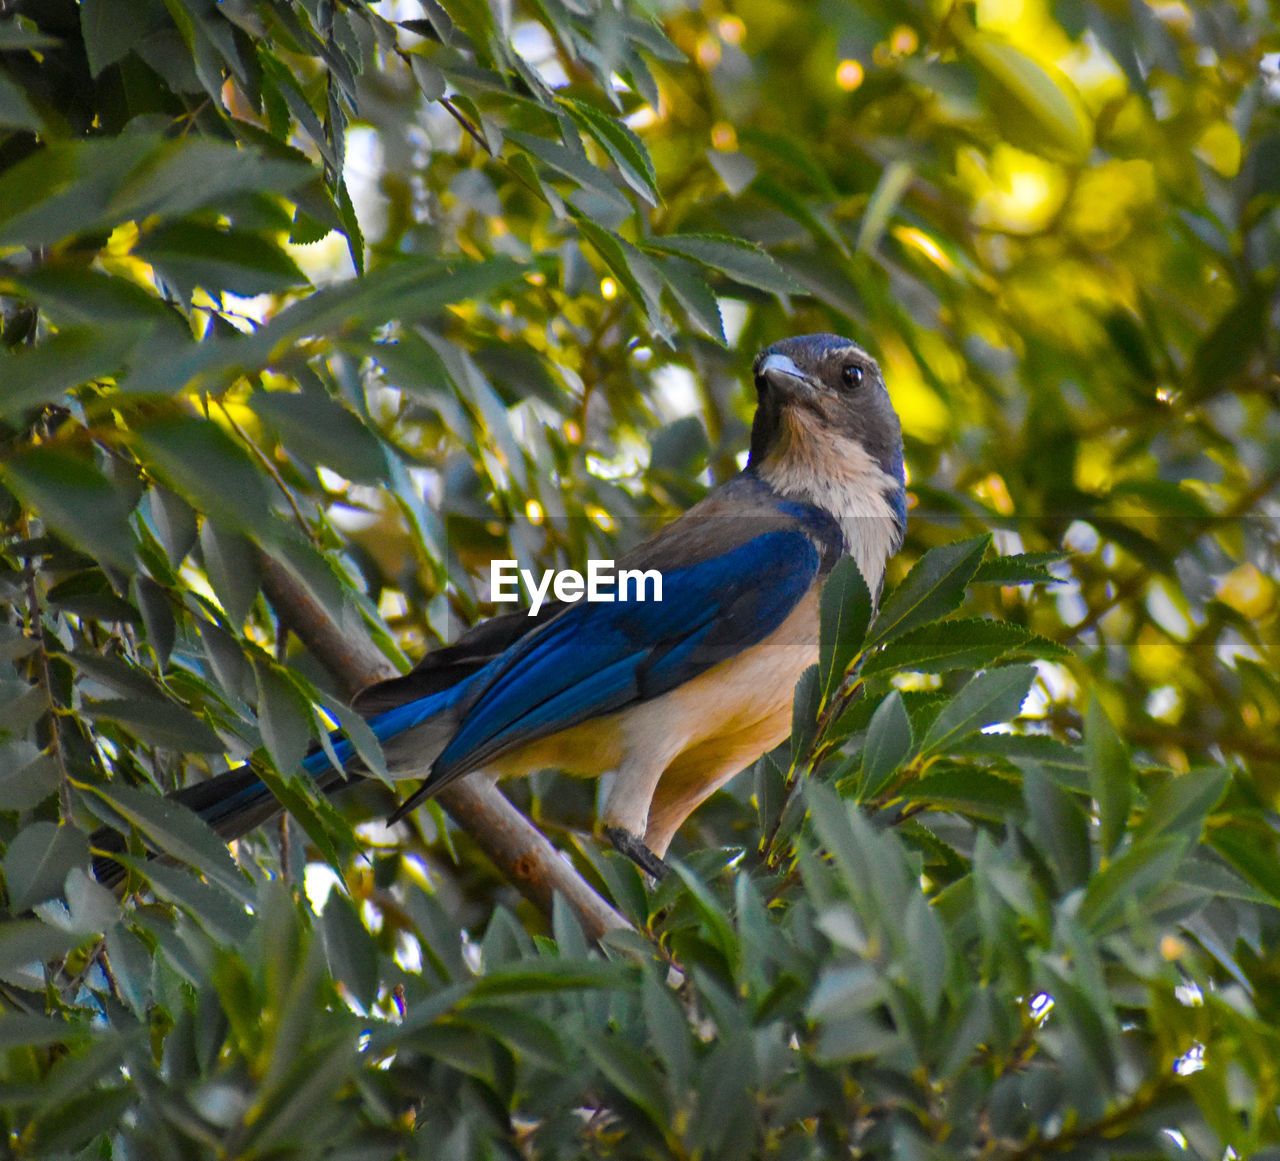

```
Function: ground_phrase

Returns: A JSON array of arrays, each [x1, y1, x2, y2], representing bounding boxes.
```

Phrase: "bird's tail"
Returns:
[[90, 680, 470, 890]]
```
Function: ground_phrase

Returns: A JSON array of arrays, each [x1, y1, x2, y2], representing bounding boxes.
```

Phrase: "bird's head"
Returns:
[[747, 333, 907, 574]]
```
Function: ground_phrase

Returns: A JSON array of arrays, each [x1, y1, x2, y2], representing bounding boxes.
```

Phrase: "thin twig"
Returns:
[[22, 534, 72, 818], [439, 96, 492, 155], [213, 396, 320, 546]]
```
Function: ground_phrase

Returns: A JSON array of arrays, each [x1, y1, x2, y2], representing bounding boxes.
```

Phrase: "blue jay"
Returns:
[[98, 334, 905, 882]]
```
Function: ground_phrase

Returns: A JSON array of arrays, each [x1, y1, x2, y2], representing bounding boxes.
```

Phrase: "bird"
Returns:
[[94, 333, 906, 884]]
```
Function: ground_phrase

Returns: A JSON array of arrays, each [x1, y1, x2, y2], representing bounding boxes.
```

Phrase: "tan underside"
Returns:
[[486, 587, 819, 855]]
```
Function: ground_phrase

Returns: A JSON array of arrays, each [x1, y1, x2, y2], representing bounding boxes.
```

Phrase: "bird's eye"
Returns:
[[841, 364, 864, 389]]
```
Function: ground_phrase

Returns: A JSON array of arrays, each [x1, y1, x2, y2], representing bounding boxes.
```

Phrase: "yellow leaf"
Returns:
[[962, 31, 1093, 164]]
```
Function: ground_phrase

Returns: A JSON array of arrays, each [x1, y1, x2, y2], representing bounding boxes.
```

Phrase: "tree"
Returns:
[[1, 0, 1278, 1155]]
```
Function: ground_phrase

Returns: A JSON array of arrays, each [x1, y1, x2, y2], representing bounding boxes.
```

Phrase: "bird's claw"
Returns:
[[603, 826, 670, 880]]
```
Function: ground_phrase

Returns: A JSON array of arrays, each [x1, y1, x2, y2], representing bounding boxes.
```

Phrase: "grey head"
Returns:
[[746, 333, 908, 575]]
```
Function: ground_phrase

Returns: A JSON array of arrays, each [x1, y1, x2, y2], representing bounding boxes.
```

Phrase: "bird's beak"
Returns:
[[756, 353, 813, 398]]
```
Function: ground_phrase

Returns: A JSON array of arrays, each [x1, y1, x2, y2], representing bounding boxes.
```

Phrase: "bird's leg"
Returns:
[[603, 825, 670, 880]]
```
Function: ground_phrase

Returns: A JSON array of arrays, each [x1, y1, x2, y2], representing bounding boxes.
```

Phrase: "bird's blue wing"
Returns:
[[426, 527, 822, 787]]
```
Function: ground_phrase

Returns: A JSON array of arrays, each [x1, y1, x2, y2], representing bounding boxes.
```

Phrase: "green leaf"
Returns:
[[0, 920, 79, 987], [653, 253, 725, 343], [256, 256, 524, 352], [134, 222, 307, 297], [252, 764, 355, 881], [0, 324, 150, 419], [106, 138, 312, 222], [856, 158, 914, 254], [903, 890, 949, 1019], [789, 664, 822, 764], [0, 446, 137, 569], [509, 130, 632, 214], [0, 70, 40, 130], [250, 388, 388, 484], [859, 691, 913, 799], [903, 765, 1022, 819], [641, 968, 692, 1089], [0, 1015, 93, 1052], [316, 691, 390, 786], [1022, 766, 1091, 889], [919, 665, 1036, 755], [670, 862, 738, 965], [148, 485, 199, 566], [4, 822, 90, 911], [645, 233, 797, 297], [1078, 834, 1188, 933], [15, 267, 178, 330], [1188, 281, 1271, 402], [562, 97, 660, 206], [255, 659, 314, 775], [1085, 694, 1131, 857], [79, 0, 158, 76], [1208, 824, 1280, 903], [867, 535, 990, 647], [470, 958, 625, 996], [134, 415, 275, 537], [971, 551, 1067, 586], [0, 22, 60, 49], [408, 52, 446, 100], [863, 617, 1034, 677], [104, 925, 152, 1015], [962, 30, 1093, 163], [583, 1034, 671, 1128], [1133, 768, 1229, 845], [82, 780, 249, 901], [199, 521, 261, 626], [576, 217, 667, 331], [819, 556, 873, 700], [0, 135, 155, 245], [82, 696, 226, 752], [649, 415, 710, 475], [321, 890, 379, 1011], [0, 747, 61, 811], [125, 856, 255, 943]]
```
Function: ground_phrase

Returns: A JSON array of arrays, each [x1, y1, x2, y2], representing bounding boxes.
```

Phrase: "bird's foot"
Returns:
[[603, 826, 670, 880]]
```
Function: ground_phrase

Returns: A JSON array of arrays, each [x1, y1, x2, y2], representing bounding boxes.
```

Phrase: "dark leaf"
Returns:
[[250, 388, 388, 484], [134, 222, 308, 297], [199, 521, 261, 627], [0, 325, 150, 420], [254, 660, 314, 775], [645, 233, 798, 297], [859, 691, 913, 799], [867, 535, 990, 647], [919, 665, 1036, 755], [321, 889, 379, 1010], [1085, 695, 1131, 857], [819, 556, 873, 700], [862, 617, 1035, 676], [83, 696, 225, 753], [83, 780, 249, 900], [135, 415, 275, 537], [970, 551, 1067, 585], [4, 822, 90, 911], [0, 446, 137, 570]]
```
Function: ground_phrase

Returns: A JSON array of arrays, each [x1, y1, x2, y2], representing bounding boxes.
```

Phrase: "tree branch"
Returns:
[[257, 551, 630, 941]]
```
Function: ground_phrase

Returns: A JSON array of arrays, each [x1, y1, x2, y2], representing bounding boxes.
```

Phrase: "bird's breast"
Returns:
[[621, 583, 821, 760]]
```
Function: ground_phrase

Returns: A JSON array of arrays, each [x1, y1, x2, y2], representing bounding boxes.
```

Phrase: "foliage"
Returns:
[[1, 0, 1279, 1156]]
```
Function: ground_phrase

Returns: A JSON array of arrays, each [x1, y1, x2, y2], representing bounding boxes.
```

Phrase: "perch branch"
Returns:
[[257, 551, 629, 941]]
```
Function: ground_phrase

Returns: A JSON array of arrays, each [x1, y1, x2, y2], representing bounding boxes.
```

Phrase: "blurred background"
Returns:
[[2, 0, 1280, 1154]]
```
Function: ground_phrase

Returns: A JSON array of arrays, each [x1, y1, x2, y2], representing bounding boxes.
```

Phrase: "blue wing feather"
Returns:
[[428, 528, 821, 785]]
